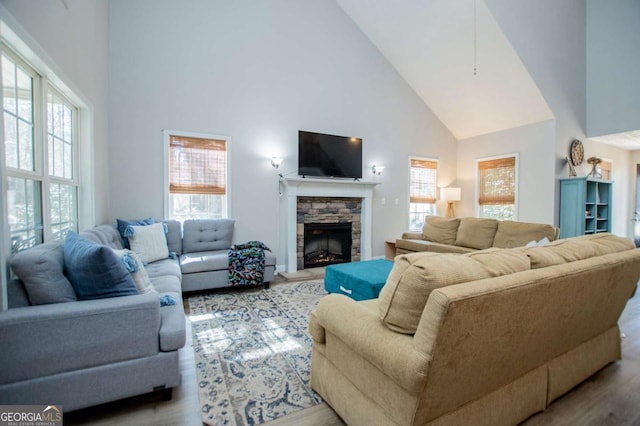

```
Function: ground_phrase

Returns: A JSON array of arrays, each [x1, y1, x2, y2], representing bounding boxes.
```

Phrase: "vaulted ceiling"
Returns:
[[336, 0, 554, 141]]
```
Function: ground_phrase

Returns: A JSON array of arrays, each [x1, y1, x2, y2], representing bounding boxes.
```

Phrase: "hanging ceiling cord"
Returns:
[[474, 0, 478, 76]]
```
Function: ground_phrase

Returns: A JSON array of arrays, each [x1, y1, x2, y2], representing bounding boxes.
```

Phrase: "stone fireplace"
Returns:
[[281, 177, 378, 273], [303, 222, 353, 268], [297, 197, 361, 269]]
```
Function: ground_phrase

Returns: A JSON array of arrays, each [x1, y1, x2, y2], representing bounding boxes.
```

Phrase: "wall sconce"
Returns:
[[271, 156, 283, 169], [372, 165, 385, 176], [440, 187, 461, 218]]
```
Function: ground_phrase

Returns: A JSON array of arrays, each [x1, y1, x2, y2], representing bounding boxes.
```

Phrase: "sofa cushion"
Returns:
[[180, 250, 229, 274], [379, 249, 531, 334], [145, 258, 182, 280], [180, 249, 277, 275], [159, 292, 186, 351], [395, 239, 433, 253], [127, 222, 170, 264], [80, 224, 125, 250], [524, 233, 635, 269], [10, 241, 77, 305], [150, 274, 182, 294], [64, 232, 138, 300], [116, 217, 155, 248], [182, 219, 234, 253], [396, 238, 476, 254], [422, 216, 460, 245], [493, 220, 558, 249], [465, 248, 532, 275], [164, 219, 183, 255], [7, 279, 31, 308], [455, 217, 498, 249]]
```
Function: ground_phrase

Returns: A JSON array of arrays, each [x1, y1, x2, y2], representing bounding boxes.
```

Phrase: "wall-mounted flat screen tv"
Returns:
[[298, 130, 362, 179]]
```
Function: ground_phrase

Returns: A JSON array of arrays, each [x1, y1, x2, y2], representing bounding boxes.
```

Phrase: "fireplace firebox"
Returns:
[[304, 222, 352, 268]]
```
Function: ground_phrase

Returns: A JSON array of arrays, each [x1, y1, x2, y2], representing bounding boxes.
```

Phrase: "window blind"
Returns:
[[169, 135, 226, 195], [478, 156, 515, 205], [410, 159, 437, 204]]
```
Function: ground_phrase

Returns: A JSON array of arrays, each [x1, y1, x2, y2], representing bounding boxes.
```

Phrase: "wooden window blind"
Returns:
[[169, 135, 226, 195], [478, 156, 516, 205], [600, 160, 611, 181], [410, 159, 437, 204]]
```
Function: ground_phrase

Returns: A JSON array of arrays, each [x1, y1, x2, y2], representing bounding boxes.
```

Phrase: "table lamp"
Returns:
[[440, 187, 461, 218]]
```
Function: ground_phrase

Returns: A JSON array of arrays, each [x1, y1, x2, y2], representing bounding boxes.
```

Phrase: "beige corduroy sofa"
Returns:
[[309, 233, 640, 425], [396, 216, 559, 255]]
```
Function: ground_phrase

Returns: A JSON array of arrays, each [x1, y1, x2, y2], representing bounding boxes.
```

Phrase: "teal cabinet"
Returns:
[[559, 178, 612, 238]]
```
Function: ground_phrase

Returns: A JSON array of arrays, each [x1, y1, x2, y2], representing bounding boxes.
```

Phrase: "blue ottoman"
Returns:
[[324, 259, 394, 301]]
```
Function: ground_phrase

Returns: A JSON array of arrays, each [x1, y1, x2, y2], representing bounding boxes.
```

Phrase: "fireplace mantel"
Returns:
[[281, 177, 380, 273]]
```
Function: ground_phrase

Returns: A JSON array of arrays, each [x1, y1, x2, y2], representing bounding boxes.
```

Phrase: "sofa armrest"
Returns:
[[400, 232, 424, 240], [0, 293, 161, 385], [314, 294, 430, 393]]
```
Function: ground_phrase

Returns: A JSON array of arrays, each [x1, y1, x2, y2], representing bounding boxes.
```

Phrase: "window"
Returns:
[[477, 155, 517, 220], [2, 50, 78, 254], [166, 131, 228, 221], [409, 157, 437, 230]]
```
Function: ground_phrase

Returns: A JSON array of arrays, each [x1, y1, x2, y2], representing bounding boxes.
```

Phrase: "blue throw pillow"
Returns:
[[117, 217, 155, 248], [64, 232, 138, 300]]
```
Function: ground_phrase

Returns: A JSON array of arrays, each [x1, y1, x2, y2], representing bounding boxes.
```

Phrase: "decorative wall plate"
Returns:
[[570, 139, 584, 166]]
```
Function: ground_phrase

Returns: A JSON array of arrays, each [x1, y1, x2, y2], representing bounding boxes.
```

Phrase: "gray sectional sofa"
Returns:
[[0, 218, 276, 411], [179, 219, 276, 292]]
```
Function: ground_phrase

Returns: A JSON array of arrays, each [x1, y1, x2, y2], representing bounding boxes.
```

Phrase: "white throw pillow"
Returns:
[[537, 237, 551, 247], [127, 222, 170, 264], [526, 237, 551, 248], [112, 249, 157, 294]]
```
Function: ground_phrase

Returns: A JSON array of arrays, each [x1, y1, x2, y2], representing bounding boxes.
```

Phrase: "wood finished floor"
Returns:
[[65, 279, 640, 426]]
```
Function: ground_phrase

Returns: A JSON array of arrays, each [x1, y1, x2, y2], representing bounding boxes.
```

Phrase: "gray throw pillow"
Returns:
[[10, 241, 77, 305]]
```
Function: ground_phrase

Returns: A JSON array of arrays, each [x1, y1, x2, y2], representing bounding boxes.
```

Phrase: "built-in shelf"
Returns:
[[559, 177, 612, 238]]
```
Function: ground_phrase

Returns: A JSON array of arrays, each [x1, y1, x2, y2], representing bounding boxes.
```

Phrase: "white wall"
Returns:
[[456, 120, 555, 224], [485, 0, 587, 173], [587, 0, 640, 137], [108, 0, 457, 263], [581, 139, 631, 236], [0, 0, 111, 225], [480, 0, 632, 236]]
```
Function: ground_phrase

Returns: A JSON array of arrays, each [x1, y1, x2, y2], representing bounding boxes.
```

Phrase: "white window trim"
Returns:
[[408, 156, 439, 230], [1, 6, 95, 310], [44, 85, 80, 241], [475, 152, 519, 221], [162, 129, 231, 220], [1, 13, 94, 230]]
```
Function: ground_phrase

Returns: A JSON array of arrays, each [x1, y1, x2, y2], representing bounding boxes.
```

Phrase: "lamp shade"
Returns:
[[440, 187, 461, 202]]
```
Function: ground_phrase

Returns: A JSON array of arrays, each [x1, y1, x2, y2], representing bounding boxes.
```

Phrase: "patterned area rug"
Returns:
[[188, 281, 327, 425]]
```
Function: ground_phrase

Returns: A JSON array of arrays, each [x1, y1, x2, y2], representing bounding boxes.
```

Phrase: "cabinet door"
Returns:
[[560, 179, 585, 238]]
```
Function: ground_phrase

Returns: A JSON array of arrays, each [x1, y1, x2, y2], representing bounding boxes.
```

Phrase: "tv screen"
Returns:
[[298, 131, 363, 179]]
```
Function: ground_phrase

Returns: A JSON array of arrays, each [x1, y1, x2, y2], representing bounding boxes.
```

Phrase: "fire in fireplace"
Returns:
[[304, 222, 352, 268]]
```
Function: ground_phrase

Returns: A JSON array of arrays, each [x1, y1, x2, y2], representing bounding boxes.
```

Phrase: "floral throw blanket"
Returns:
[[228, 241, 271, 286]]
